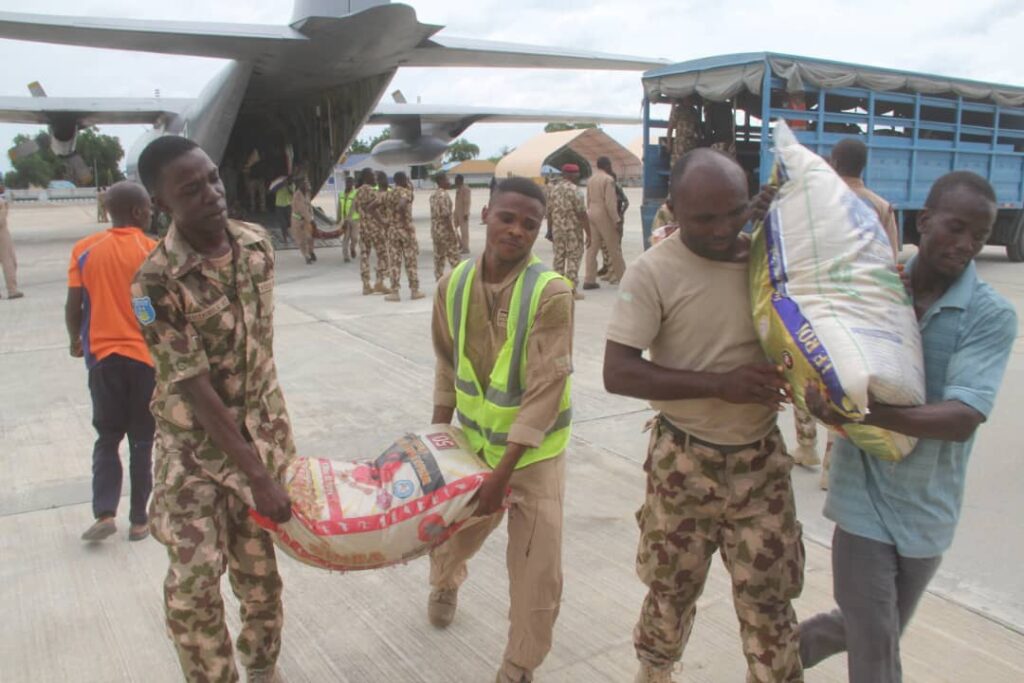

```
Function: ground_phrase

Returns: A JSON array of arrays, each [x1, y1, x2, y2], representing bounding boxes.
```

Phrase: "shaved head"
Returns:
[[670, 147, 746, 194], [104, 181, 152, 228], [830, 138, 868, 177], [669, 148, 751, 261]]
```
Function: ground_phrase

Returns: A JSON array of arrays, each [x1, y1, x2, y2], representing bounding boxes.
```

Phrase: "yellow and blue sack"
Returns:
[[749, 122, 925, 461]]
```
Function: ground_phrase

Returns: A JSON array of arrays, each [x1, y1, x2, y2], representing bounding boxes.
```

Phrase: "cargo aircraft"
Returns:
[[0, 0, 663, 203]]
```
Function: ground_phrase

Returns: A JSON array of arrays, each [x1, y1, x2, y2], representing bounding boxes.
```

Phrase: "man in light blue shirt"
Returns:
[[799, 171, 1017, 683]]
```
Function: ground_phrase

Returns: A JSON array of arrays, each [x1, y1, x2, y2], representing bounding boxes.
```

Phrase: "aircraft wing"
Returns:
[[369, 104, 640, 138], [405, 36, 668, 71], [0, 11, 303, 59], [0, 96, 193, 125]]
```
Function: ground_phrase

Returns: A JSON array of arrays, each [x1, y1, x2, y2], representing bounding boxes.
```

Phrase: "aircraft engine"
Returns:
[[47, 118, 79, 156], [124, 129, 171, 182], [370, 136, 450, 166]]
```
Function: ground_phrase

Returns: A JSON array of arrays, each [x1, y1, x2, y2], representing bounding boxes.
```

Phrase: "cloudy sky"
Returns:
[[0, 0, 1022, 172]]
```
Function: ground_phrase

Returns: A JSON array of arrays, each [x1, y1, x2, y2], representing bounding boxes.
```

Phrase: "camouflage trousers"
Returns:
[[150, 467, 283, 683], [793, 406, 818, 448], [552, 229, 584, 289], [634, 416, 804, 682], [431, 223, 461, 281], [389, 227, 421, 292], [360, 221, 390, 287]]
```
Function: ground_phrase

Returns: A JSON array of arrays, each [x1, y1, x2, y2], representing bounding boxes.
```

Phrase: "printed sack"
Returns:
[[252, 425, 489, 570], [749, 121, 925, 460]]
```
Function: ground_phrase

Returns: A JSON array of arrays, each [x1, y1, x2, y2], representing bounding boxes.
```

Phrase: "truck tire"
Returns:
[[1007, 211, 1024, 262], [1009, 238, 1024, 262]]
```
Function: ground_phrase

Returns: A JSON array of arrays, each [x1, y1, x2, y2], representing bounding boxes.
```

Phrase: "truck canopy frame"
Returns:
[[640, 53, 1024, 259]]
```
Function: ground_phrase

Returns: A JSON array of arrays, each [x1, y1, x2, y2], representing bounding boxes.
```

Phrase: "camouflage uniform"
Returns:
[[429, 187, 461, 281], [355, 185, 388, 289], [669, 99, 701, 167], [793, 406, 818, 451], [131, 220, 295, 683], [547, 177, 586, 288], [388, 185, 420, 292], [635, 417, 805, 682]]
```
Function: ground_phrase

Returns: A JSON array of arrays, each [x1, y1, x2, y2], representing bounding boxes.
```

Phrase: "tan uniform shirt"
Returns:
[[586, 169, 619, 226], [432, 256, 574, 448], [842, 176, 899, 260], [606, 234, 777, 444], [290, 189, 312, 231], [455, 185, 471, 220]]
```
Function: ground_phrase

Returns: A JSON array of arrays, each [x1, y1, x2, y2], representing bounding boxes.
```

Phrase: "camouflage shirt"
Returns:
[[131, 220, 296, 491], [354, 185, 379, 229], [429, 188, 453, 228], [547, 178, 585, 236], [376, 188, 395, 233], [389, 186, 415, 234]]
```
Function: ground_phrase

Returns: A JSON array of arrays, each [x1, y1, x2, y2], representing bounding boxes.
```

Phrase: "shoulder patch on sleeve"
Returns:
[[132, 296, 156, 326]]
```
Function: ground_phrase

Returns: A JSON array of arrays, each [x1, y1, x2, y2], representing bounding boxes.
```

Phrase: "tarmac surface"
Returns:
[[1, 188, 1022, 682]]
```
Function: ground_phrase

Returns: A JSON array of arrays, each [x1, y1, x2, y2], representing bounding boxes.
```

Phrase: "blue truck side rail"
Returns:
[[641, 54, 1024, 260]]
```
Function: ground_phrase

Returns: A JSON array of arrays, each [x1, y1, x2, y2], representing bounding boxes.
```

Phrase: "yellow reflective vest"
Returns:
[[445, 256, 573, 469]]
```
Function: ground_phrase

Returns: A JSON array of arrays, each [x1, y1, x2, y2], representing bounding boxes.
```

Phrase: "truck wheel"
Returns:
[[1008, 216, 1024, 262], [1009, 239, 1024, 262]]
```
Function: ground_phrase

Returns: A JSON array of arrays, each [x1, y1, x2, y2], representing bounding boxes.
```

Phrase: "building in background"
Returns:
[[440, 159, 497, 187]]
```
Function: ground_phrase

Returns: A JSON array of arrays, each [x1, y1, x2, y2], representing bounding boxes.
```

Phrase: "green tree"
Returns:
[[5, 127, 123, 187], [75, 127, 125, 185], [7, 154, 54, 188], [444, 138, 480, 163], [544, 122, 598, 133], [5, 132, 59, 188], [348, 129, 391, 154]]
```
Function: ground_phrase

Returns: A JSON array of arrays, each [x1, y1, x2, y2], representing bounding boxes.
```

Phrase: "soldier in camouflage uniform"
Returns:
[[604, 149, 802, 683], [385, 171, 425, 302], [355, 168, 389, 295], [131, 136, 294, 683], [668, 97, 701, 167], [429, 173, 462, 281], [546, 164, 590, 299]]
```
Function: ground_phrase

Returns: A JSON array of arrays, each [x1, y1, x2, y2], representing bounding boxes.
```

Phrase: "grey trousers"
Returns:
[[799, 527, 942, 683]]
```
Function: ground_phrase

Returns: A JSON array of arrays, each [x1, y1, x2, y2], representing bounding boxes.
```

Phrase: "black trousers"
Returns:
[[88, 354, 156, 525]]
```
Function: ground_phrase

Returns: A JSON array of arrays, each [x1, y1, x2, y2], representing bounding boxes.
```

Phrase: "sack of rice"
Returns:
[[749, 121, 925, 460], [252, 425, 489, 570]]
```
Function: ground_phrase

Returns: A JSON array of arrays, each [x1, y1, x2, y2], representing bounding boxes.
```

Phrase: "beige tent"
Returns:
[[495, 128, 642, 183], [627, 135, 645, 163]]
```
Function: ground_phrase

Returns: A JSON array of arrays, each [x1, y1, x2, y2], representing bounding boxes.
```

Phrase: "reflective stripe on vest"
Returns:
[[456, 405, 573, 448], [446, 257, 572, 467], [449, 259, 547, 405]]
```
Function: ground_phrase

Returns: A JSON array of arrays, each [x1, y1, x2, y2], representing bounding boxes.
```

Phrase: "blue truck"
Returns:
[[640, 53, 1024, 259]]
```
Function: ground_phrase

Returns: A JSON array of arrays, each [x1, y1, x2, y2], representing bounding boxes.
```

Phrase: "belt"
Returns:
[[657, 415, 769, 455]]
